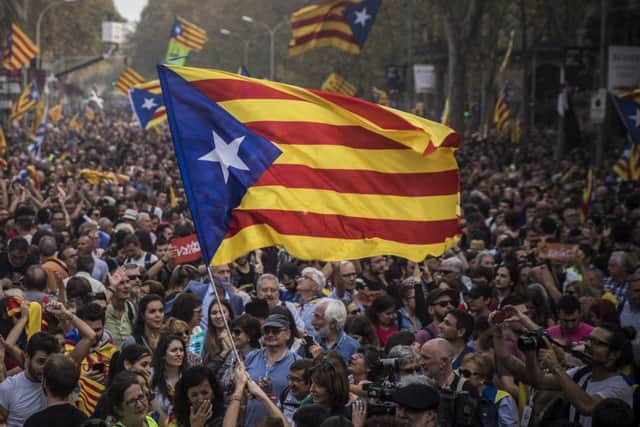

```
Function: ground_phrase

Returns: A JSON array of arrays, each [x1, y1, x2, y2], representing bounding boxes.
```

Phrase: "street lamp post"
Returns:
[[220, 29, 250, 69], [36, 0, 78, 69], [241, 15, 287, 81]]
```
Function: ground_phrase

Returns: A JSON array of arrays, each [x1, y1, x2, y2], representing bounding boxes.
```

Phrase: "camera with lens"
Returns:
[[438, 388, 479, 427], [517, 329, 550, 352], [362, 381, 397, 416]]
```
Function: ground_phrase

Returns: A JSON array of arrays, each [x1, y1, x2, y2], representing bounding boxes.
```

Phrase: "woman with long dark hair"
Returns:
[[173, 366, 225, 427], [151, 334, 187, 424], [93, 344, 155, 420], [202, 300, 234, 372], [123, 294, 165, 352], [344, 315, 380, 348], [366, 295, 398, 348]]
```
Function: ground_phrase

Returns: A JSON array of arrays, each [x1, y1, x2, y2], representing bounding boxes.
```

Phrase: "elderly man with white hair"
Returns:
[[310, 298, 359, 363], [295, 267, 326, 334], [603, 251, 637, 303]]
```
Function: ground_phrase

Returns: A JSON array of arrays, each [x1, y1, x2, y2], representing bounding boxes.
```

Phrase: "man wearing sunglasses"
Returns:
[[418, 289, 458, 343], [523, 324, 634, 427], [244, 314, 301, 427]]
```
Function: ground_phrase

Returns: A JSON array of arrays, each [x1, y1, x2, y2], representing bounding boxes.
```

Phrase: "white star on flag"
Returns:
[[174, 25, 182, 35], [141, 98, 157, 110], [198, 129, 250, 183], [354, 8, 371, 27], [629, 108, 640, 127]]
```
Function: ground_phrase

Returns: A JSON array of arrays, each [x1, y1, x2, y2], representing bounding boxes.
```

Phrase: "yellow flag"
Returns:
[[30, 101, 45, 139], [69, 114, 82, 133], [169, 186, 178, 208], [0, 125, 6, 156], [84, 106, 95, 121], [48, 104, 63, 123]]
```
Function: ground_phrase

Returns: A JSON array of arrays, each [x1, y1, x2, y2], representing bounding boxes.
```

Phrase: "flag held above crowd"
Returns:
[[289, 0, 382, 56], [170, 16, 207, 52], [10, 81, 40, 121], [129, 80, 166, 130], [157, 64, 460, 265], [613, 95, 640, 145], [115, 67, 145, 96], [493, 84, 510, 136], [3, 23, 39, 72]]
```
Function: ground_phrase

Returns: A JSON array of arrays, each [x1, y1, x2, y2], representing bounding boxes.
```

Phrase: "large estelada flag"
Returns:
[[289, 0, 381, 56], [10, 81, 40, 121], [157, 65, 461, 265], [115, 68, 144, 96], [129, 80, 166, 129], [3, 24, 39, 71]]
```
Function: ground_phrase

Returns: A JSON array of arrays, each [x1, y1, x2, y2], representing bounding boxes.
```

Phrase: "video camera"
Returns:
[[438, 388, 480, 427], [517, 328, 550, 351], [362, 381, 396, 416]]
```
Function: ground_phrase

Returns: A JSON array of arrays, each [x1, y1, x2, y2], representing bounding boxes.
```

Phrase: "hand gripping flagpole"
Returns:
[[205, 265, 242, 364]]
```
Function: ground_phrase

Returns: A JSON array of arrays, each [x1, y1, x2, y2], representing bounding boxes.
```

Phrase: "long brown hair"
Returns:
[[202, 299, 234, 362]]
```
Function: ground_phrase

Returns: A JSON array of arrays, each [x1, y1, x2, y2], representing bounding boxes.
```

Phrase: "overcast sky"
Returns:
[[114, 0, 148, 22]]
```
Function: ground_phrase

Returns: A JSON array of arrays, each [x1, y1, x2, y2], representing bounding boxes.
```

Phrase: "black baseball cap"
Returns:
[[392, 382, 440, 411]]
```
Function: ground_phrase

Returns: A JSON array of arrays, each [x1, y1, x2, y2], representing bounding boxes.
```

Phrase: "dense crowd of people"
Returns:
[[0, 108, 637, 427]]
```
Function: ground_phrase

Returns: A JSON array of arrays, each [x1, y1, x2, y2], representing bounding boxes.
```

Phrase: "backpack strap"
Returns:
[[456, 375, 467, 392], [571, 366, 592, 424], [126, 300, 136, 325]]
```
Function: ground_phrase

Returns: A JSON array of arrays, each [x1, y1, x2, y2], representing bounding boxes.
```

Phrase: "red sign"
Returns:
[[171, 234, 202, 264]]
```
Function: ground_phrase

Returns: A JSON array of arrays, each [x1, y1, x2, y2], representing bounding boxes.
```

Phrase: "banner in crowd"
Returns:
[[157, 64, 461, 265], [3, 24, 39, 71], [171, 234, 202, 264], [289, 0, 381, 56], [494, 84, 510, 135]]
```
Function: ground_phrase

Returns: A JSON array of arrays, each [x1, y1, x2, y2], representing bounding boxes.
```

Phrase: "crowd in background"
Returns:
[[0, 109, 637, 427]]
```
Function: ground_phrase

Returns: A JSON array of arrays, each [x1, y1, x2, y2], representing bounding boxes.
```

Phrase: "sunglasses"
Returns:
[[460, 369, 481, 378], [127, 275, 142, 281], [263, 327, 284, 336], [432, 300, 454, 308]]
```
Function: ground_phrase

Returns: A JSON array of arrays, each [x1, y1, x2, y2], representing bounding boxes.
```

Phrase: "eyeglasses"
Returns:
[[263, 327, 284, 336], [124, 394, 147, 407], [585, 335, 610, 347], [432, 300, 454, 308], [460, 369, 482, 378]]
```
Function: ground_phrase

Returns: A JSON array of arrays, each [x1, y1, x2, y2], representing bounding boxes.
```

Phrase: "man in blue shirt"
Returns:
[[437, 309, 475, 370], [310, 298, 359, 364], [244, 314, 301, 427]]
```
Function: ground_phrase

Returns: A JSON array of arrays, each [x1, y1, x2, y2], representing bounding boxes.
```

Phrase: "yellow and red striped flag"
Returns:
[[170, 17, 207, 52], [289, 0, 382, 56], [3, 24, 39, 71], [157, 65, 461, 265], [613, 144, 640, 181], [115, 67, 144, 96], [48, 103, 63, 123], [493, 84, 510, 135], [10, 81, 40, 121], [321, 73, 356, 96]]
